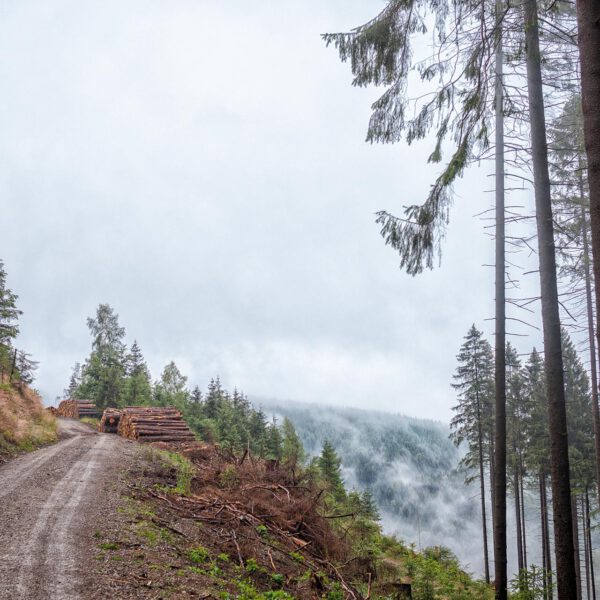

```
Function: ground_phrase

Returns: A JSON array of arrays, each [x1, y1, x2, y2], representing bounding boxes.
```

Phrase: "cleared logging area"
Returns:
[[116, 407, 197, 443]]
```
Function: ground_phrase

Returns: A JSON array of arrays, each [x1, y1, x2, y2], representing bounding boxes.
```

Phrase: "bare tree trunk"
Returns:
[[583, 490, 591, 600], [574, 494, 582, 600], [541, 474, 547, 599], [579, 174, 600, 503], [586, 489, 596, 600], [542, 470, 554, 600], [490, 435, 496, 530], [520, 466, 528, 571], [576, 2, 600, 395], [516, 467, 524, 575], [494, 2, 507, 596], [8, 348, 17, 383], [478, 413, 491, 583], [524, 1, 577, 596]]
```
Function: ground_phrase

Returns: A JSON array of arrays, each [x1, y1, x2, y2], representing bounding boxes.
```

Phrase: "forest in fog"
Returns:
[[1, 0, 600, 598]]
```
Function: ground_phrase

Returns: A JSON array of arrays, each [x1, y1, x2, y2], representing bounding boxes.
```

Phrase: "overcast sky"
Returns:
[[0, 0, 543, 421]]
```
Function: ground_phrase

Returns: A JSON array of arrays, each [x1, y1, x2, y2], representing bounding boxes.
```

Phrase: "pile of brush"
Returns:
[[141, 443, 362, 599], [117, 407, 196, 443], [99, 408, 122, 433]]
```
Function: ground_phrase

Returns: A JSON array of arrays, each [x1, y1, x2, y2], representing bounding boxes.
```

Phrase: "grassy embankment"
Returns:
[[0, 378, 57, 461]]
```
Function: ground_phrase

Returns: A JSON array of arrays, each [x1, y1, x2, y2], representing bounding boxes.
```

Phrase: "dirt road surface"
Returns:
[[0, 418, 134, 600]]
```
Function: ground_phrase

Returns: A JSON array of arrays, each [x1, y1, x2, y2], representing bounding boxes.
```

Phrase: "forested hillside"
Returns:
[[0, 259, 53, 459], [58, 305, 497, 597], [3, 0, 600, 596], [257, 400, 485, 572], [324, 1, 600, 598]]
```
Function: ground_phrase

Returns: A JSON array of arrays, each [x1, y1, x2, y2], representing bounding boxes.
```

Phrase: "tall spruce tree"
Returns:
[[506, 343, 529, 576], [562, 330, 594, 600], [64, 362, 82, 399], [0, 260, 21, 347], [318, 440, 345, 502], [204, 377, 224, 420], [248, 407, 268, 456], [575, 3, 600, 371], [265, 417, 283, 461], [550, 96, 600, 505], [15, 351, 38, 385], [122, 340, 152, 406], [281, 417, 305, 470], [450, 325, 494, 583], [154, 361, 188, 409], [323, 5, 511, 594], [77, 304, 127, 410], [563, 330, 594, 490], [493, 1, 508, 590], [524, 0, 577, 594], [523, 348, 553, 599], [0, 260, 22, 378]]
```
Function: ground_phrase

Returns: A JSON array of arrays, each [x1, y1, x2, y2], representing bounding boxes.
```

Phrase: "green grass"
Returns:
[[0, 412, 57, 457], [135, 522, 159, 545], [153, 448, 196, 495], [188, 545, 210, 564], [99, 542, 119, 551]]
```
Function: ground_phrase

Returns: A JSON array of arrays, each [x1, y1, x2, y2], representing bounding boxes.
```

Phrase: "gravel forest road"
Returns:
[[0, 418, 134, 600]]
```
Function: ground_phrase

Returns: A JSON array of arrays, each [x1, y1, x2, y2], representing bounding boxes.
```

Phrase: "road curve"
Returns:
[[0, 418, 133, 600]]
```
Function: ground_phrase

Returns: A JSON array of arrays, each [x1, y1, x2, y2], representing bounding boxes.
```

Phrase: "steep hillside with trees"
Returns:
[[92, 424, 493, 600], [255, 400, 484, 571], [0, 258, 54, 459]]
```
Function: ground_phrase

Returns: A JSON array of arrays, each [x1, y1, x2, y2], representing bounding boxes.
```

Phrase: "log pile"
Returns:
[[76, 400, 99, 419], [99, 408, 122, 433], [117, 407, 196, 443], [57, 399, 99, 419], [57, 399, 78, 418]]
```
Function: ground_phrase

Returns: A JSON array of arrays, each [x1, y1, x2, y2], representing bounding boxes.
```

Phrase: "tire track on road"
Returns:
[[0, 434, 81, 501], [0, 418, 132, 600], [16, 434, 110, 600]]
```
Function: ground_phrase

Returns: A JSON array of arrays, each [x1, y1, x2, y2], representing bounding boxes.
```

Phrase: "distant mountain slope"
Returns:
[[255, 399, 485, 574]]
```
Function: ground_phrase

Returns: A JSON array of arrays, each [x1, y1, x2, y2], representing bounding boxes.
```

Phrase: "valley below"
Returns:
[[259, 399, 561, 578]]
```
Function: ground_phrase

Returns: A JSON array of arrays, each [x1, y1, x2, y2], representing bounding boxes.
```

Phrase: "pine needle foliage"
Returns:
[[0, 259, 36, 385], [450, 324, 494, 482], [323, 1, 502, 274]]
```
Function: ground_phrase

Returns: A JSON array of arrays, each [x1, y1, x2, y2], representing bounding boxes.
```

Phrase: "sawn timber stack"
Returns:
[[99, 408, 122, 433], [76, 400, 99, 418], [57, 399, 99, 419], [117, 407, 196, 443]]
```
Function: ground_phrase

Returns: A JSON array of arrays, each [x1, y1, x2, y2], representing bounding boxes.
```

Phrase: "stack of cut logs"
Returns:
[[57, 399, 99, 419], [117, 407, 196, 443], [99, 408, 122, 433], [57, 399, 78, 418], [76, 400, 99, 418]]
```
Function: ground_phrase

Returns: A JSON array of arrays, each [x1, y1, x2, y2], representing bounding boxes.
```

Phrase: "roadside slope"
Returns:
[[0, 380, 56, 461]]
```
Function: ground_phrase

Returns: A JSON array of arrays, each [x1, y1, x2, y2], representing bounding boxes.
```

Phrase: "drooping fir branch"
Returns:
[[324, 1, 501, 274]]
